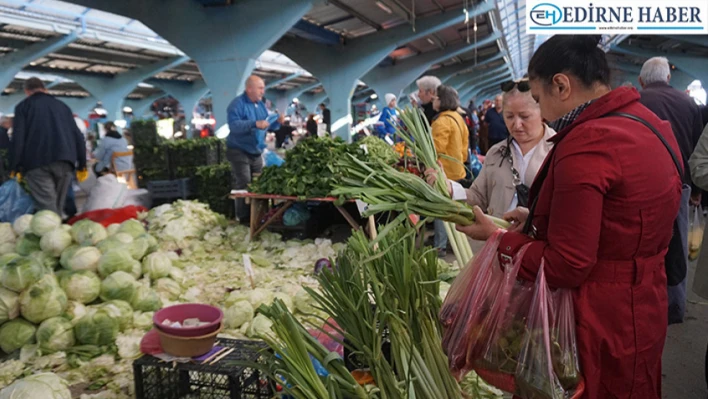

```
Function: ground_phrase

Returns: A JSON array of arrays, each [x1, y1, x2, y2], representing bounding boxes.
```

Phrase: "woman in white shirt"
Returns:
[[427, 80, 556, 218]]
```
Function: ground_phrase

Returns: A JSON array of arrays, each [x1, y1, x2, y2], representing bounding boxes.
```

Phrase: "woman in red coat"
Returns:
[[458, 36, 682, 398]]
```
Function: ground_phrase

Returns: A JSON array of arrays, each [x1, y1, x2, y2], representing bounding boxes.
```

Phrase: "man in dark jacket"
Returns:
[[416, 76, 441, 125], [318, 103, 331, 135], [484, 94, 509, 147], [11, 78, 86, 215], [638, 56, 704, 325]]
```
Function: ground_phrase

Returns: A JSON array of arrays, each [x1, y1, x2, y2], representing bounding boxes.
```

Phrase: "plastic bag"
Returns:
[[0, 179, 35, 223], [440, 230, 532, 379], [515, 262, 581, 399], [283, 203, 310, 226], [689, 205, 704, 261], [263, 150, 285, 167], [469, 151, 483, 178]]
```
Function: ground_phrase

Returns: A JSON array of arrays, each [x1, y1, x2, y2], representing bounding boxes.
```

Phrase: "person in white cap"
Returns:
[[378, 93, 398, 138]]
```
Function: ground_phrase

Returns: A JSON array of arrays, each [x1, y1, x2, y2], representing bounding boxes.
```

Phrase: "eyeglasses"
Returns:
[[501, 79, 530, 93]]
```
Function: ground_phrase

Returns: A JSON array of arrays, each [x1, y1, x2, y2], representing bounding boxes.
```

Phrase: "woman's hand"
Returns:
[[456, 206, 500, 240], [423, 161, 452, 196], [502, 207, 529, 233]]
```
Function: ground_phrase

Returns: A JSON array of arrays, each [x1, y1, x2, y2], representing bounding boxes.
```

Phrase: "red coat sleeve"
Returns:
[[498, 127, 620, 288]]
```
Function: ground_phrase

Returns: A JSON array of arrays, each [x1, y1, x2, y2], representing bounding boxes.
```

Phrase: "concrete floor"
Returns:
[[663, 259, 707, 399]]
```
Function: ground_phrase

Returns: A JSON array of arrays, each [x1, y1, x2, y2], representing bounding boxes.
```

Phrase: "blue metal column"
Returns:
[[0, 32, 78, 92], [266, 82, 321, 113], [265, 73, 303, 90], [448, 64, 509, 91], [462, 75, 512, 103], [274, 2, 493, 139], [300, 92, 328, 114], [63, 56, 189, 120], [70, 0, 314, 127], [436, 53, 506, 82], [362, 32, 501, 102], [61, 96, 99, 119], [457, 71, 512, 102]]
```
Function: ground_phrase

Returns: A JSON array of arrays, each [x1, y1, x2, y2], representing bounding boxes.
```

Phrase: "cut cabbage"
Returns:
[[154, 278, 181, 301]]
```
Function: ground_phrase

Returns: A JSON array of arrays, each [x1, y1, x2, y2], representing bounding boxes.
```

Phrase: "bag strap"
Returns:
[[523, 111, 682, 235]]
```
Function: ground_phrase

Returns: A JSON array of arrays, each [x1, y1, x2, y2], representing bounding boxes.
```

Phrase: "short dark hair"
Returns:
[[319, 103, 325, 108], [528, 35, 610, 88], [436, 85, 460, 112], [23, 77, 45, 92]]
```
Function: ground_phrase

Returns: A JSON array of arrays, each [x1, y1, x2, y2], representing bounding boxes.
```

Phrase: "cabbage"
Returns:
[[169, 267, 185, 284], [36, 317, 75, 353], [15, 234, 40, 256], [130, 284, 162, 312], [0, 243, 15, 255], [59, 245, 79, 268], [273, 292, 294, 313], [117, 219, 145, 238], [439, 282, 451, 300], [226, 288, 274, 310], [30, 211, 62, 237], [58, 271, 100, 304], [39, 229, 72, 257], [12, 215, 33, 236], [29, 251, 58, 271], [95, 238, 126, 254], [154, 278, 181, 301], [100, 271, 137, 302], [97, 249, 140, 278], [63, 301, 87, 323], [106, 223, 120, 235], [0, 253, 19, 268], [99, 300, 133, 331], [113, 232, 134, 244], [1, 256, 45, 292], [127, 236, 149, 260], [19, 274, 67, 323], [224, 300, 253, 329], [69, 220, 107, 246], [0, 223, 15, 244], [246, 314, 273, 338], [0, 287, 19, 325], [74, 307, 119, 345], [142, 234, 159, 254], [142, 252, 172, 280], [0, 318, 36, 353], [133, 311, 154, 331], [294, 288, 315, 314], [61, 246, 101, 272], [0, 373, 71, 399]]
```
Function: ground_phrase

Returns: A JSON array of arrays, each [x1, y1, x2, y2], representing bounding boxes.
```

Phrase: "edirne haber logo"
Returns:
[[526, 1, 708, 34]]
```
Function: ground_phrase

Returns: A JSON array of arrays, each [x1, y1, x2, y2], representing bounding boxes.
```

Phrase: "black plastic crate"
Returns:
[[147, 178, 192, 199], [133, 339, 272, 399]]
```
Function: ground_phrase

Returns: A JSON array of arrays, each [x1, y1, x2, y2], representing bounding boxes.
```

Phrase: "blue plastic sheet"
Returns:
[[0, 179, 35, 223], [469, 151, 483, 178], [283, 203, 311, 226], [263, 150, 285, 167], [256, 113, 280, 151]]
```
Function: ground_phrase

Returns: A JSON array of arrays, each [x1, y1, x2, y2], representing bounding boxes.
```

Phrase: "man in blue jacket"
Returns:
[[227, 74, 282, 223], [11, 78, 87, 215]]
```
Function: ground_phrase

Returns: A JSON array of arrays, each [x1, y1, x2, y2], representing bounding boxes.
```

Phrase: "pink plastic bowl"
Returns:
[[153, 304, 223, 337]]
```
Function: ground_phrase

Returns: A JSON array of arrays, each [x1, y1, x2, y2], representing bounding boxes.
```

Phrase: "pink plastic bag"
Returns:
[[439, 230, 532, 379], [515, 262, 582, 399]]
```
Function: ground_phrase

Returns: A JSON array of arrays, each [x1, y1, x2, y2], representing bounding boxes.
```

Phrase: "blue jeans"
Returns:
[[434, 219, 448, 250]]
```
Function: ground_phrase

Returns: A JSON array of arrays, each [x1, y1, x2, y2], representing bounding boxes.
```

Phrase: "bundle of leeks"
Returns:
[[333, 106, 509, 266]]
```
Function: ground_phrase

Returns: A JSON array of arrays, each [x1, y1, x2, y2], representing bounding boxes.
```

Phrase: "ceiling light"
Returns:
[[370, 94, 378, 99], [427, 38, 435, 45], [375, 1, 393, 14], [464, 8, 469, 24]]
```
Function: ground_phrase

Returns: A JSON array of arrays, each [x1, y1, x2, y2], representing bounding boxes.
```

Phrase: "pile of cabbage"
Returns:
[[0, 202, 346, 398]]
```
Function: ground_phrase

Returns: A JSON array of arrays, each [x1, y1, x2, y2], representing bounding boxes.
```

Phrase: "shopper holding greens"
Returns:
[[226, 74, 283, 224], [454, 35, 680, 399]]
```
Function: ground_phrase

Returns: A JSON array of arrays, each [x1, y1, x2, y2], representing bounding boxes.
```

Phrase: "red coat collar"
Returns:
[[550, 87, 641, 143]]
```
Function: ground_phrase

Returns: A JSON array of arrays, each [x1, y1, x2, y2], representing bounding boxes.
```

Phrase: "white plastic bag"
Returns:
[[689, 205, 704, 261]]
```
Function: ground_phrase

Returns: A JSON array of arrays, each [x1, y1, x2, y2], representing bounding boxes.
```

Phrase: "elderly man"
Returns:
[[416, 76, 442, 125], [638, 56, 704, 325], [11, 77, 86, 215], [226, 74, 283, 223], [484, 94, 509, 147]]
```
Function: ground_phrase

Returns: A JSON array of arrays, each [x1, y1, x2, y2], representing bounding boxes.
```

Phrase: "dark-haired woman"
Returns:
[[456, 35, 681, 398]]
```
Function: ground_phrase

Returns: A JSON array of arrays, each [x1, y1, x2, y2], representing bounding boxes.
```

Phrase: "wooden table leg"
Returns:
[[336, 205, 361, 231], [250, 198, 266, 239], [253, 200, 294, 238]]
